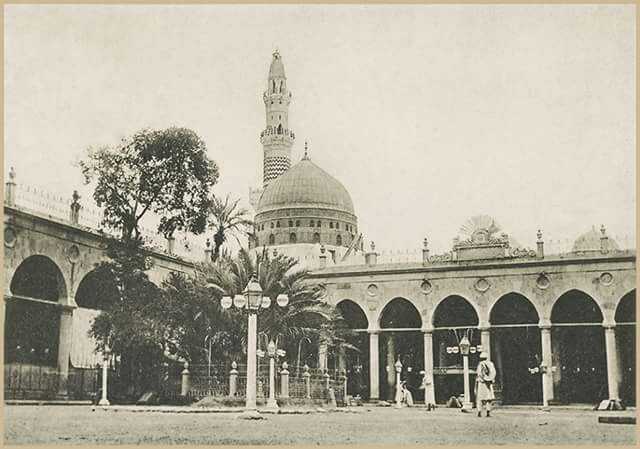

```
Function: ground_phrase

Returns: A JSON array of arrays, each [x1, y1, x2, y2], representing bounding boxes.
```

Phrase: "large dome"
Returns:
[[257, 158, 355, 215]]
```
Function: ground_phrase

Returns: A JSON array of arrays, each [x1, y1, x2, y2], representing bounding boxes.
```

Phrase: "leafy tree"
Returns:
[[89, 239, 172, 397], [208, 194, 253, 261], [80, 127, 219, 241]]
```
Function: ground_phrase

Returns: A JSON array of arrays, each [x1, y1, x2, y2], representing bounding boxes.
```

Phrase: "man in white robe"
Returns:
[[475, 351, 496, 417]]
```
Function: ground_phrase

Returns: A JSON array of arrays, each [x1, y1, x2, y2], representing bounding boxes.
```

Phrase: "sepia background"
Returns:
[[4, 4, 636, 253]]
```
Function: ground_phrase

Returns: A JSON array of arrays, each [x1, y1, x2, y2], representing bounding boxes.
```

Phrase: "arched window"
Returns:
[[288, 220, 293, 227], [277, 124, 283, 134], [317, 220, 321, 227], [289, 233, 297, 244], [329, 222, 334, 229], [255, 237, 259, 246], [269, 234, 275, 245], [310, 221, 315, 227], [280, 81, 284, 93], [295, 220, 300, 227], [336, 223, 340, 229], [272, 80, 276, 93], [276, 221, 281, 228], [336, 235, 342, 246], [270, 222, 274, 229], [313, 233, 321, 243]]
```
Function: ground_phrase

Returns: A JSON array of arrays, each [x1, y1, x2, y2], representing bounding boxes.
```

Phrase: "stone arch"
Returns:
[[377, 298, 423, 401], [336, 299, 369, 329], [550, 289, 607, 404], [376, 297, 422, 329], [489, 292, 542, 404], [335, 299, 370, 399], [432, 294, 480, 328], [614, 289, 635, 405], [75, 267, 119, 310], [615, 289, 635, 324], [10, 255, 67, 302], [489, 292, 540, 325], [431, 294, 480, 404], [551, 289, 603, 324]]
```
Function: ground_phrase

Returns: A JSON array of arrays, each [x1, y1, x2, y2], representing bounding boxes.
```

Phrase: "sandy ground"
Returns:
[[4, 405, 636, 445]]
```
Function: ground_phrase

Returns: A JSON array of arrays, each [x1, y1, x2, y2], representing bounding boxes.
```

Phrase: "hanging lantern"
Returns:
[[234, 294, 248, 309], [221, 296, 233, 309], [276, 293, 289, 307]]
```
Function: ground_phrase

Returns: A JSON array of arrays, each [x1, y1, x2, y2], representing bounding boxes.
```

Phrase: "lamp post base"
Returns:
[[461, 402, 473, 412], [265, 398, 280, 413], [597, 399, 625, 411], [239, 409, 264, 420]]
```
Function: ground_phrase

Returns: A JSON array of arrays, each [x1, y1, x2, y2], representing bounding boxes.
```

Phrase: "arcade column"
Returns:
[[603, 322, 623, 409], [480, 324, 491, 357], [539, 322, 554, 405], [57, 304, 75, 398], [422, 329, 435, 403], [368, 330, 379, 401]]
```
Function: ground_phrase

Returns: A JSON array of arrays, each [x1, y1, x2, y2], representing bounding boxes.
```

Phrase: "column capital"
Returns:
[[602, 320, 616, 330], [60, 303, 76, 314], [479, 323, 491, 332], [367, 329, 381, 335], [538, 320, 552, 330], [421, 326, 435, 334]]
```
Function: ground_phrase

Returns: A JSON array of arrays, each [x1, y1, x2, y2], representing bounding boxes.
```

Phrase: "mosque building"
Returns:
[[246, 51, 636, 409], [248, 50, 363, 267], [2, 50, 635, 409]]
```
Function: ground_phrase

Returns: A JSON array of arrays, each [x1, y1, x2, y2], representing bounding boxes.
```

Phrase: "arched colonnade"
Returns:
[[328, 288, 636, 406]]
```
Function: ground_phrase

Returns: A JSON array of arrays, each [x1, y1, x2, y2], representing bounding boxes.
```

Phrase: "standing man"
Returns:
[[419, 370, 436, 411], [475, 352, 496, 417]]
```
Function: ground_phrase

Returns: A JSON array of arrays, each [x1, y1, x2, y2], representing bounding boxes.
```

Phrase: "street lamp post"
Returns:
[[217, 273, 289, 418], [98, 345, 110, 407], [459, 336, 473, 412], [268, 341, 287, 411], [394, 359, 403, 409]]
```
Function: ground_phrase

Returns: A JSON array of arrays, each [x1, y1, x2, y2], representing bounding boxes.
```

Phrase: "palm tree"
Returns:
[[204, 247, 336, 364], [208, 195, 253, 262]]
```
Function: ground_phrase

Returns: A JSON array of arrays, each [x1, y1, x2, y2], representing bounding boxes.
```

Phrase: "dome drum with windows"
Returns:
[[251, 151, 358, 249]]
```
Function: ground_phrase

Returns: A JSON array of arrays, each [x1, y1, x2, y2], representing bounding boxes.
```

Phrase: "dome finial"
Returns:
[[273, 48, 280, 59], [303, 140, 309, 160]]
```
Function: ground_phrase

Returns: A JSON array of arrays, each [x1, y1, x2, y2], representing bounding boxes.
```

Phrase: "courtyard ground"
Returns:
[[4, 404, 636, 445]]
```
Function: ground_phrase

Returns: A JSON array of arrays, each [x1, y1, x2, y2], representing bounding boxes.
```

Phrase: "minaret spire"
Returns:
[[260, 50, 295, 188]]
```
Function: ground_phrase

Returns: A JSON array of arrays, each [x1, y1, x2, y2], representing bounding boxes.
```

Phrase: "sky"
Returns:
[[4, 4, 636, 254]]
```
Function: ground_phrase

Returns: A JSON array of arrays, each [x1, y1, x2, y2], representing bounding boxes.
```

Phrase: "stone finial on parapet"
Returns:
[[536, 229, 544, 259], [5, 167, 16, 206], [181, 362, 191, 397], [166, 234, 175, 255], [600, 225, 609, 253], [319, 244, 327, 269], [69, 190, 81, 225], [229, 361, 239, 397], [204, 238, 212, 262], [422, 237, 430, 264], [365, 241, 378, 266], [280, 361, 290, 398]]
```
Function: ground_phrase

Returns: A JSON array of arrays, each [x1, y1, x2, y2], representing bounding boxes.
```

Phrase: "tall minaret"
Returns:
[[260, 50, 295, 188]]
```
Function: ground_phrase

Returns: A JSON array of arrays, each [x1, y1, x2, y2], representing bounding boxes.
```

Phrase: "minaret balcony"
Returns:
[[260, 128, 295, 145], [263, 91, 292, 105]]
